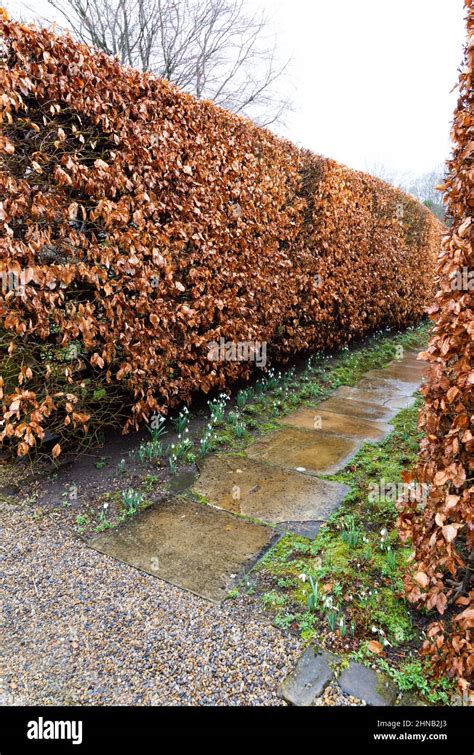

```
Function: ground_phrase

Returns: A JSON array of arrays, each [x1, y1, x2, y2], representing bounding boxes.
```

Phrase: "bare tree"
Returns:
[[44, 0, 292, 125], [405, 168, 445, 205], [404, 167, 446, 222], [364, 161, 396, 185]]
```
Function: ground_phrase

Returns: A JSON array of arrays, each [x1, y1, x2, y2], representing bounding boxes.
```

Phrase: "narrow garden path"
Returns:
[[88, 347, 426, 602], [1, 342, 427, 705]]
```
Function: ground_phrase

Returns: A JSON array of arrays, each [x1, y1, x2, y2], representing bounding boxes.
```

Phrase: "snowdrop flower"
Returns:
[[298, 573, 307, 582]]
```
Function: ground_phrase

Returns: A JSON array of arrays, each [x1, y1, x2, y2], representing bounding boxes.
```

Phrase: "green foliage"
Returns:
[[121, 488, 145, 516]]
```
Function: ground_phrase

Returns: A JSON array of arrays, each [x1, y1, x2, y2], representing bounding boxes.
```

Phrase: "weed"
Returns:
[[95, 508, 111, 531], [261, 591, 287, 609], [274, 613, 296, 630]]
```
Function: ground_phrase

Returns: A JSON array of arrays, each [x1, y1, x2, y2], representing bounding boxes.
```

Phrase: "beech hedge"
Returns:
[[0, 12, 442, 457], [397, 0, 473, 697]]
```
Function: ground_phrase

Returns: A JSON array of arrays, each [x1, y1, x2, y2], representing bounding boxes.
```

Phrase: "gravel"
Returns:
[[1, 500, 302, 706]]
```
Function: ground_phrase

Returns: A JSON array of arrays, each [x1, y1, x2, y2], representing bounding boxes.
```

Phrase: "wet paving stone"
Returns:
[[362, 372, 422, 394], [88, 497, 276, 603], [332, 384, 411, 406], [383, 394, 419, 411], [279, 407, 391, 442], [244, 427, 361, 475], [338, 662, 397, 706], [193, 454, 350, 535], [356, 375, 417, 396], [312, 396, 396, 422], [366, 363, 425, 384], [333, 385, 419, 412], [280, 648, 339, 705], [398, 356, 426, 369]]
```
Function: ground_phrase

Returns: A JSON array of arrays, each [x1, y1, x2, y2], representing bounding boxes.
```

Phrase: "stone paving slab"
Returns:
[[366, 364, 425, 384], [338, 662, 397, 706], [333, 385, 419, 412], [312, 395, 396, 422], [244, 427, 361, 475], [278, 406, 391, 442], [356, 375, 417, 396], [389, 358, 426, 372], [88, 497, 276, 603], [397, 358, 426, 371], [193, 454, 350, 537], [333, 384, 411, 406], [383, 394, 419, 411], [361, 371, 422, 393], [280, 648, 338, 705], [396, 350, 426, 361]]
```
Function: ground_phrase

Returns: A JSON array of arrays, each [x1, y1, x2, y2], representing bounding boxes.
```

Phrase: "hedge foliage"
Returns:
[[0, 12, 442, 457], [398, 0, 473, 696]]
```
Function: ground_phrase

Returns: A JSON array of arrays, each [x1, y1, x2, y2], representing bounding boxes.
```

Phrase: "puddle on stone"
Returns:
[[356, 376, 416, 396], [193, 454, 350, 535], [88, 497, 276, 603], [279, 407, 391, 442], [244, 427, 360, 475], [313, 396, 396, 422], [332, 385, 411, 406], [362, 371, 421, 392], [368, 363, 425, 383]]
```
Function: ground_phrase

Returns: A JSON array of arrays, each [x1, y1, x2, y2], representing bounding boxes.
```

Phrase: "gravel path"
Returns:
[[1, 500, 301, 706]]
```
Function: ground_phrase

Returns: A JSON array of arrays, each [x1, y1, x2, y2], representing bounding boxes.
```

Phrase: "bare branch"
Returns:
[[45, 0, 292, 124]]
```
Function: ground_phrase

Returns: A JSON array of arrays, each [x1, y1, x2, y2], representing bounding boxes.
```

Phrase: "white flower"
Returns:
[[298, 573, 307, 582], [371, 626, 378, 633]]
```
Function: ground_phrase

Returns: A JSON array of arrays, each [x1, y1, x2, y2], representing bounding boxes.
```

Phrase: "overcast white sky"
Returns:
[[4, 0, 466, 179]]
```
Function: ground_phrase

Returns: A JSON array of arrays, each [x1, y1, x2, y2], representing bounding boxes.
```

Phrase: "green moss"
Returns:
[[368, 590, 414, 644], [261, 590, 288, 609]]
